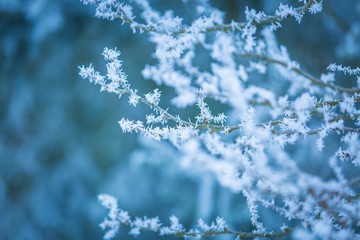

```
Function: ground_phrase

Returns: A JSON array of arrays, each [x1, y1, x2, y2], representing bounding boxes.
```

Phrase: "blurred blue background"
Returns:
[[0, 0, 359, 239]]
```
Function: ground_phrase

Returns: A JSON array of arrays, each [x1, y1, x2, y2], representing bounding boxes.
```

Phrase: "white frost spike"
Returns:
[[102, 47, 121, 61], [145, 89, 161, 107]]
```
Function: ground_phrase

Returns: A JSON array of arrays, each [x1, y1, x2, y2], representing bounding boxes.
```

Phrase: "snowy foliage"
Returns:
[[80, 0, 360, 239]]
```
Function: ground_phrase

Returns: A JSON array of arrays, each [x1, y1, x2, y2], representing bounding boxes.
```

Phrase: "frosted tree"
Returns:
[[79, 0, 360, 239]]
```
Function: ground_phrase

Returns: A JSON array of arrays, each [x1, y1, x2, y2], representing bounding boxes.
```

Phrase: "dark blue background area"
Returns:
[[0, 0, 358, 239]]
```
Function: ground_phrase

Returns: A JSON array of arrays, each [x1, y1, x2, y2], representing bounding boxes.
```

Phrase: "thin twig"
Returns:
[[176, 228, 292, 239], [238, 53, 360, 94]]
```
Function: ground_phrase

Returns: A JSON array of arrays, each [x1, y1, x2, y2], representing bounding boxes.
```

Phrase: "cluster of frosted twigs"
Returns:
[[80, 0, 360, 239]]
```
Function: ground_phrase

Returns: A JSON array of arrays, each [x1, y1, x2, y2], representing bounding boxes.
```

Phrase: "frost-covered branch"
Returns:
[[328, 63, 360, 76], [238, 53, 360, 94], [98, 194, 291, 240], [81, 0, 320, 34], [80, 52, 360, 138]]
